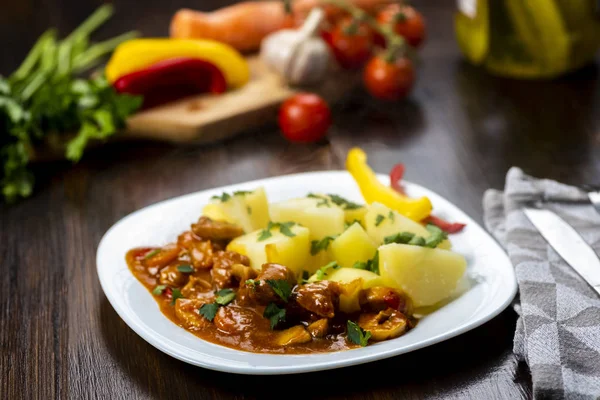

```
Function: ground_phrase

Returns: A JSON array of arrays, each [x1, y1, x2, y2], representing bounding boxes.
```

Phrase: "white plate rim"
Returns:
[[97, 170, 517, 375]]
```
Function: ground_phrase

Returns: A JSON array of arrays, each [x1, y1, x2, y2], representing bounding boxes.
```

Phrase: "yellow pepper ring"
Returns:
[[346, 147, 432, 222], [105, 38, 250, 89]]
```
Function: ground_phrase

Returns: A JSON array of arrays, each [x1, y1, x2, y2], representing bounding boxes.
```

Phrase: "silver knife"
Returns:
[[523, 208, 600, 296]]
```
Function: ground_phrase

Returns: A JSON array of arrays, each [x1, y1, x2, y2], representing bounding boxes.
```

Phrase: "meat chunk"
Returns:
[[181, 276, 213, 299], [360, 287, 411, 315], [158, 264, 188, 287], [175, 299, 212, 331], [144, 244, 180, 269], [357, 308, 409, 341], [294, 281, 340, 318], [177, 231, 215, 269], [246, 263, 296, 305], [191, 216, 244, 241], [214, 305, 266, 333], [211, 251, 251, 289]]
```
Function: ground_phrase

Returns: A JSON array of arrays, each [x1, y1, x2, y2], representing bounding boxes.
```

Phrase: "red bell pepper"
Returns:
[[113, 57, 227, 109], [389, 162, 466, 233]]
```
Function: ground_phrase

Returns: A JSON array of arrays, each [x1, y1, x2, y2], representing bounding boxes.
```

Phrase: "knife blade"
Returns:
[[523, 208, 600, 296]]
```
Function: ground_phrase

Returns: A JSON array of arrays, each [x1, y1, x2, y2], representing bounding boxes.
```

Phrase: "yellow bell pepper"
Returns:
[[346, 148, 432, 221], [105, 38, 250, 89]]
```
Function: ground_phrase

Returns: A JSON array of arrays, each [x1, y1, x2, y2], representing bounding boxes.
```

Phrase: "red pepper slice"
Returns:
[[389, 162, 466, 233], [423, 215, 466, 234], [389, 163, 406, 195], [113, 57, 227, 109]]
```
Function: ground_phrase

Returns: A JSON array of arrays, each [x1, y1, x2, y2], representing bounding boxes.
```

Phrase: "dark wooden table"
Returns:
[[2, 0, 599, 399]]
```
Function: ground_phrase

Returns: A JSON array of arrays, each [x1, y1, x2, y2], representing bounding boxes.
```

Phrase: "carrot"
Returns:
[[170, 0, 391, 52]]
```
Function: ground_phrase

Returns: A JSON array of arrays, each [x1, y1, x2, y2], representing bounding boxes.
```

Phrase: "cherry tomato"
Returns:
[[278, 93, 332, 143], [327, 17, 374, 69], [376, 4, 426, 48], [363, 56, 415, 101]]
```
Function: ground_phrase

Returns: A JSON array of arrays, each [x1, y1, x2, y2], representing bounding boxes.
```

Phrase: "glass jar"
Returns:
[[455, 0, 600, 78]]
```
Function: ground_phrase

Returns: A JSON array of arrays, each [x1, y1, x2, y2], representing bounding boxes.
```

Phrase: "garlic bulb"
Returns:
[[260, 8, 331, 85]]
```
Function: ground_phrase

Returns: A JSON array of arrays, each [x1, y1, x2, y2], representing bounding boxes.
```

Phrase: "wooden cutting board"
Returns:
[[124, 56, 359, 144]]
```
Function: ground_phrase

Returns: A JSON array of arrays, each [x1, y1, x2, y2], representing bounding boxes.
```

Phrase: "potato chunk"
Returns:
[[275, 326, 312, 346], [365, 202, 450, 249], [270, 197, 345, 240], [226, 224, 310, 274], [202, 187, 269, 233], [330, 223, 377, 268], [378, 243, 467, 307]]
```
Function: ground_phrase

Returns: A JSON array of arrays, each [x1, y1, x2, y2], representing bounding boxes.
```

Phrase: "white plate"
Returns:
[[97, 171, 517, 375]]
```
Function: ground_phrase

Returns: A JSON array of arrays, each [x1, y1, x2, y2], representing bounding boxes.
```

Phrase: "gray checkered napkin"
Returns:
[[483, 167, 600, 399]]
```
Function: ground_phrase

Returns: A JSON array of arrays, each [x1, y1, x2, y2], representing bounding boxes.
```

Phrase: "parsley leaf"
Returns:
[[211, 192, 231, 202], [233, 190, 252, 196], [266, 279, 292, 302], [344, 219, 363, 229], [264, 303, 286, 329], [384, 232, 415, 245], [424, 224, 448, 248], [370, 250, 379, 274], [310, 236, 336, 255], [375, 214, 386, 227], [245, 279, 259, 289], [152, 285, 167, 295], [177, 264, 194, 273], [257, 229, 272, 241], [199, 303, 219, 321], [215, 288, 236, 306], [388, 210, 395, 222], [316, 198, 330, 207], [347, 321, 371, 347], [326, 194, 362, 210], [143, 249, 160, 259], [315, 261, 340, 281], [170, 288, 184, 305], [278, 222, 296, 237], [408, 235, 426, 246]]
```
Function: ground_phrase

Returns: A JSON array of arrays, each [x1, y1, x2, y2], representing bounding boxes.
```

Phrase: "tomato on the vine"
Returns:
[[363, 56, 415, 101], [376, 4, 426, 48], [278, 93, 332, 143], [326, 17, 374, 69]]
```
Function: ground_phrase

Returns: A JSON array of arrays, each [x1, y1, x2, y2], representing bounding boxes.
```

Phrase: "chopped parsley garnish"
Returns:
[[347, 321, 371, 347], [316, 198, 331, 207], [264, 302, 286, 329], [211, 192, 232, 202], [375, 214, 386, 227], [143, 249, 161, 259], [424, 224, 448, 248], [326, 194, 363, 210], [315, 261, 340, 280], [215, 288, 236, 306], [199, 303, 219, 321], [388, 210, 395, 222], [408, 235, 426, 246], [344, 219, 363, 229], [257, 221, 296, 241], [353, 252, 379, 273], [152, 285, 167, 295], [170, 288, 184, 305], [310, 236, 337, 255], [245, 279, 259, 289], [233, 190, 252, 196], [266, 279, 292, 302], [177, 264, 194, 273], [384, 232, 415, 245]]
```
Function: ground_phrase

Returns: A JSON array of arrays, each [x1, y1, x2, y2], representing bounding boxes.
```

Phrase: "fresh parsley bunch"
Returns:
[[0, 5, 142, 202]]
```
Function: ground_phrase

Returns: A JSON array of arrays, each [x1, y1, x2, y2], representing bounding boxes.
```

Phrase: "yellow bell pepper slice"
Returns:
[[346, 148, 432, 221], [105, 38, 250, 89]]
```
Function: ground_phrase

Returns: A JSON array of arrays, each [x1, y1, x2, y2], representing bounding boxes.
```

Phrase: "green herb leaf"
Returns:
[[344, 219, 362, 229], [408, 235, 426, 246], [257, 229, 272, 241], [326, 194, 363, 210], [424, 224, 448, 248], [316, 198, 330, 207], [315, 261, 340, 281], [152, 285, 167, 295], [177, 264, 194, 273], [170, 288, 184, 305], [375, 214, 386, 227], [199, 303, 219, 321], [388, 210, 395, 222], [370, 250, 379, 274], [278, 222, 296, 238], [352, 261, 368, 270], [143, 249, 160, 260], [266, 279, 292, 302], [245, 279, 259, 289], [347, 321, 371, 347], [384, 232, 415, 245], [264, 303, 286, 329], [233, 190, 252, 196], [211, 192, 231, 202], [310, 236, 336, 255], [215, 288, 236, 306]]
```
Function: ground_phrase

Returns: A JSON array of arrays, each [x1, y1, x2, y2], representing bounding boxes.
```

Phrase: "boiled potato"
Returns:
[[270, 197, 345, 240], [378, 243, 467, 307], [305, 251, 333, 275], [365, 202, 450, 250], [325, 267, 388, 288], [317, 194, 367, 224], [227, 224, 310, 274], [330, 223, 377, 268], [203, 188, 269, 233]]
